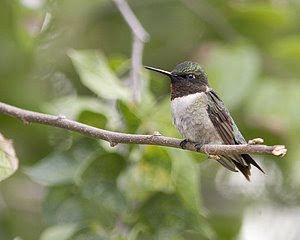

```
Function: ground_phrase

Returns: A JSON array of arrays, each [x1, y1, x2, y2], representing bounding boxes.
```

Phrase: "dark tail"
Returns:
[[233, 154, 264, 181]]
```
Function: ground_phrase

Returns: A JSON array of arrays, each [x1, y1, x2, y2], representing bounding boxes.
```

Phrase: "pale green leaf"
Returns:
[[68, 49, 130, 100], [118, 100, 142, 133], [43, 95, 119, 130], [0, 133, 18, 182], [24, 153, 80, 186], [140, 97, 179, 137], [40, 224, 78, 240], [43, 95, 108, 120]]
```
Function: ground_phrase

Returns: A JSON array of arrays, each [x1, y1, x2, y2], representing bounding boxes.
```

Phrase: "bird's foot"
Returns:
[[180, 139, 189, 149], [195, 144, 218, 159], [248, 138, 264, 145], [195, 143, 205, 153], [208, 155, 220, 160]]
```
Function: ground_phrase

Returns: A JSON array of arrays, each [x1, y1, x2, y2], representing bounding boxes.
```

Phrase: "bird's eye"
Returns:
[[187, 74, 196, 79]]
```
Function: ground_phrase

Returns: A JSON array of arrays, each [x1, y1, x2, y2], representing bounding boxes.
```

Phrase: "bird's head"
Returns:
[[145, 61, 209, 99]]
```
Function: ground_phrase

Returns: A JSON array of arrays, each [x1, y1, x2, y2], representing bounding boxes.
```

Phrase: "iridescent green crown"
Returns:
[[171, 61, 206, 76]]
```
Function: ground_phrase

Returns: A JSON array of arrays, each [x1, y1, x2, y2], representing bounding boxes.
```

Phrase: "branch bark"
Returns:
[[0, 102, 287, 157], [113, 0, 150, 103]]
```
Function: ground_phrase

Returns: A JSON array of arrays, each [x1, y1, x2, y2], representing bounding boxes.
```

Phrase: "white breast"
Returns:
[[171, 92, 223, 144]]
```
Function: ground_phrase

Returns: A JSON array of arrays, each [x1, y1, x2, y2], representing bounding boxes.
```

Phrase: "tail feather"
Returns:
[[242, 154, 265, 174], [232, 161, 251, 181], [217, 154, 264, 181], [217, 156, 238, 172]]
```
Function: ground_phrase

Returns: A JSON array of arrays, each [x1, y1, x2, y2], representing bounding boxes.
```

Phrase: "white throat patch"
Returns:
[[171, 92, 206, 111]]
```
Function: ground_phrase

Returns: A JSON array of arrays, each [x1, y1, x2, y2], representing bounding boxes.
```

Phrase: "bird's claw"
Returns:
[[195, 143, 204, 152], [248, 138, 264, 145], [180, 139, 189, 149], [195, 144, 214, 157], [208, 155, 220, 160]]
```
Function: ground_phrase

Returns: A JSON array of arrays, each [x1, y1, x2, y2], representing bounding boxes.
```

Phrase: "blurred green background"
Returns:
[[1, 0, 300, 239]]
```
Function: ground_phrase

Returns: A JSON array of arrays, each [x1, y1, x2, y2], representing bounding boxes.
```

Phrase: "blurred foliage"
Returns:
[[0, 133, 18, 182], [1, 0, 300, 239]]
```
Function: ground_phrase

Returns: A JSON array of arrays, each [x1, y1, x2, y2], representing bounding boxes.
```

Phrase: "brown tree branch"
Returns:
[[0, 102, 287, 157], [112, 0, 150, 103]]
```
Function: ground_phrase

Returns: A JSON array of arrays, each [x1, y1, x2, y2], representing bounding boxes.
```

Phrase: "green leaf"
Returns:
[[0, 133, 18, 182], [40, 224, 79, 240], [78, 110, 108, 129], [168, 149, 201, 212], [118, 100, 142, 133], [134, 86, 156, 118], [24, 153, 80, 186], [82, 152, 127, 182], [73, 232, 109, 240], [82, 180, 127, 227], [118, 147, 174, 202], [68, 49, 130, 100], [107, 54, 131, 75], [43, 95, 119, 130], [43, 96, 109, 120], [43, 186, 86, 225], [25, 137, 102, 187], [136, 193, 212, 240], [80, 152, 127, 227], [140, 97, 179, 137], [205, 43, 260, 109], [137, 193, 191, 234], [48, 128, 73, 151]]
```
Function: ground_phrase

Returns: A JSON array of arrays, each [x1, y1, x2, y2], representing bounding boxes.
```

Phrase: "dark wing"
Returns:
[[206, 90, 264, 180], [206, 90, 238, 145]]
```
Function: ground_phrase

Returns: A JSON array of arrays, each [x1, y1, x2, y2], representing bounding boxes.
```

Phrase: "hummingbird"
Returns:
[[145, 61, 264, 180]]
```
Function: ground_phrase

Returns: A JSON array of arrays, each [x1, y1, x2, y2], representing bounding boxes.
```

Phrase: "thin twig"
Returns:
[[130, 36, 145, 102], [113, 0, 150, 103], [0, 102, 287, 156], [112, 0, 149, 42]]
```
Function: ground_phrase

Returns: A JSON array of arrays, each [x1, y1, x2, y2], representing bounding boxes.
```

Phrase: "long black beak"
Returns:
[[144, 66, 172, 76]]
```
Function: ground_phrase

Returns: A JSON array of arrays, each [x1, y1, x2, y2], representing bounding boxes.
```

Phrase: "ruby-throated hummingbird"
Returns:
[[145, 61, 264, 180]]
